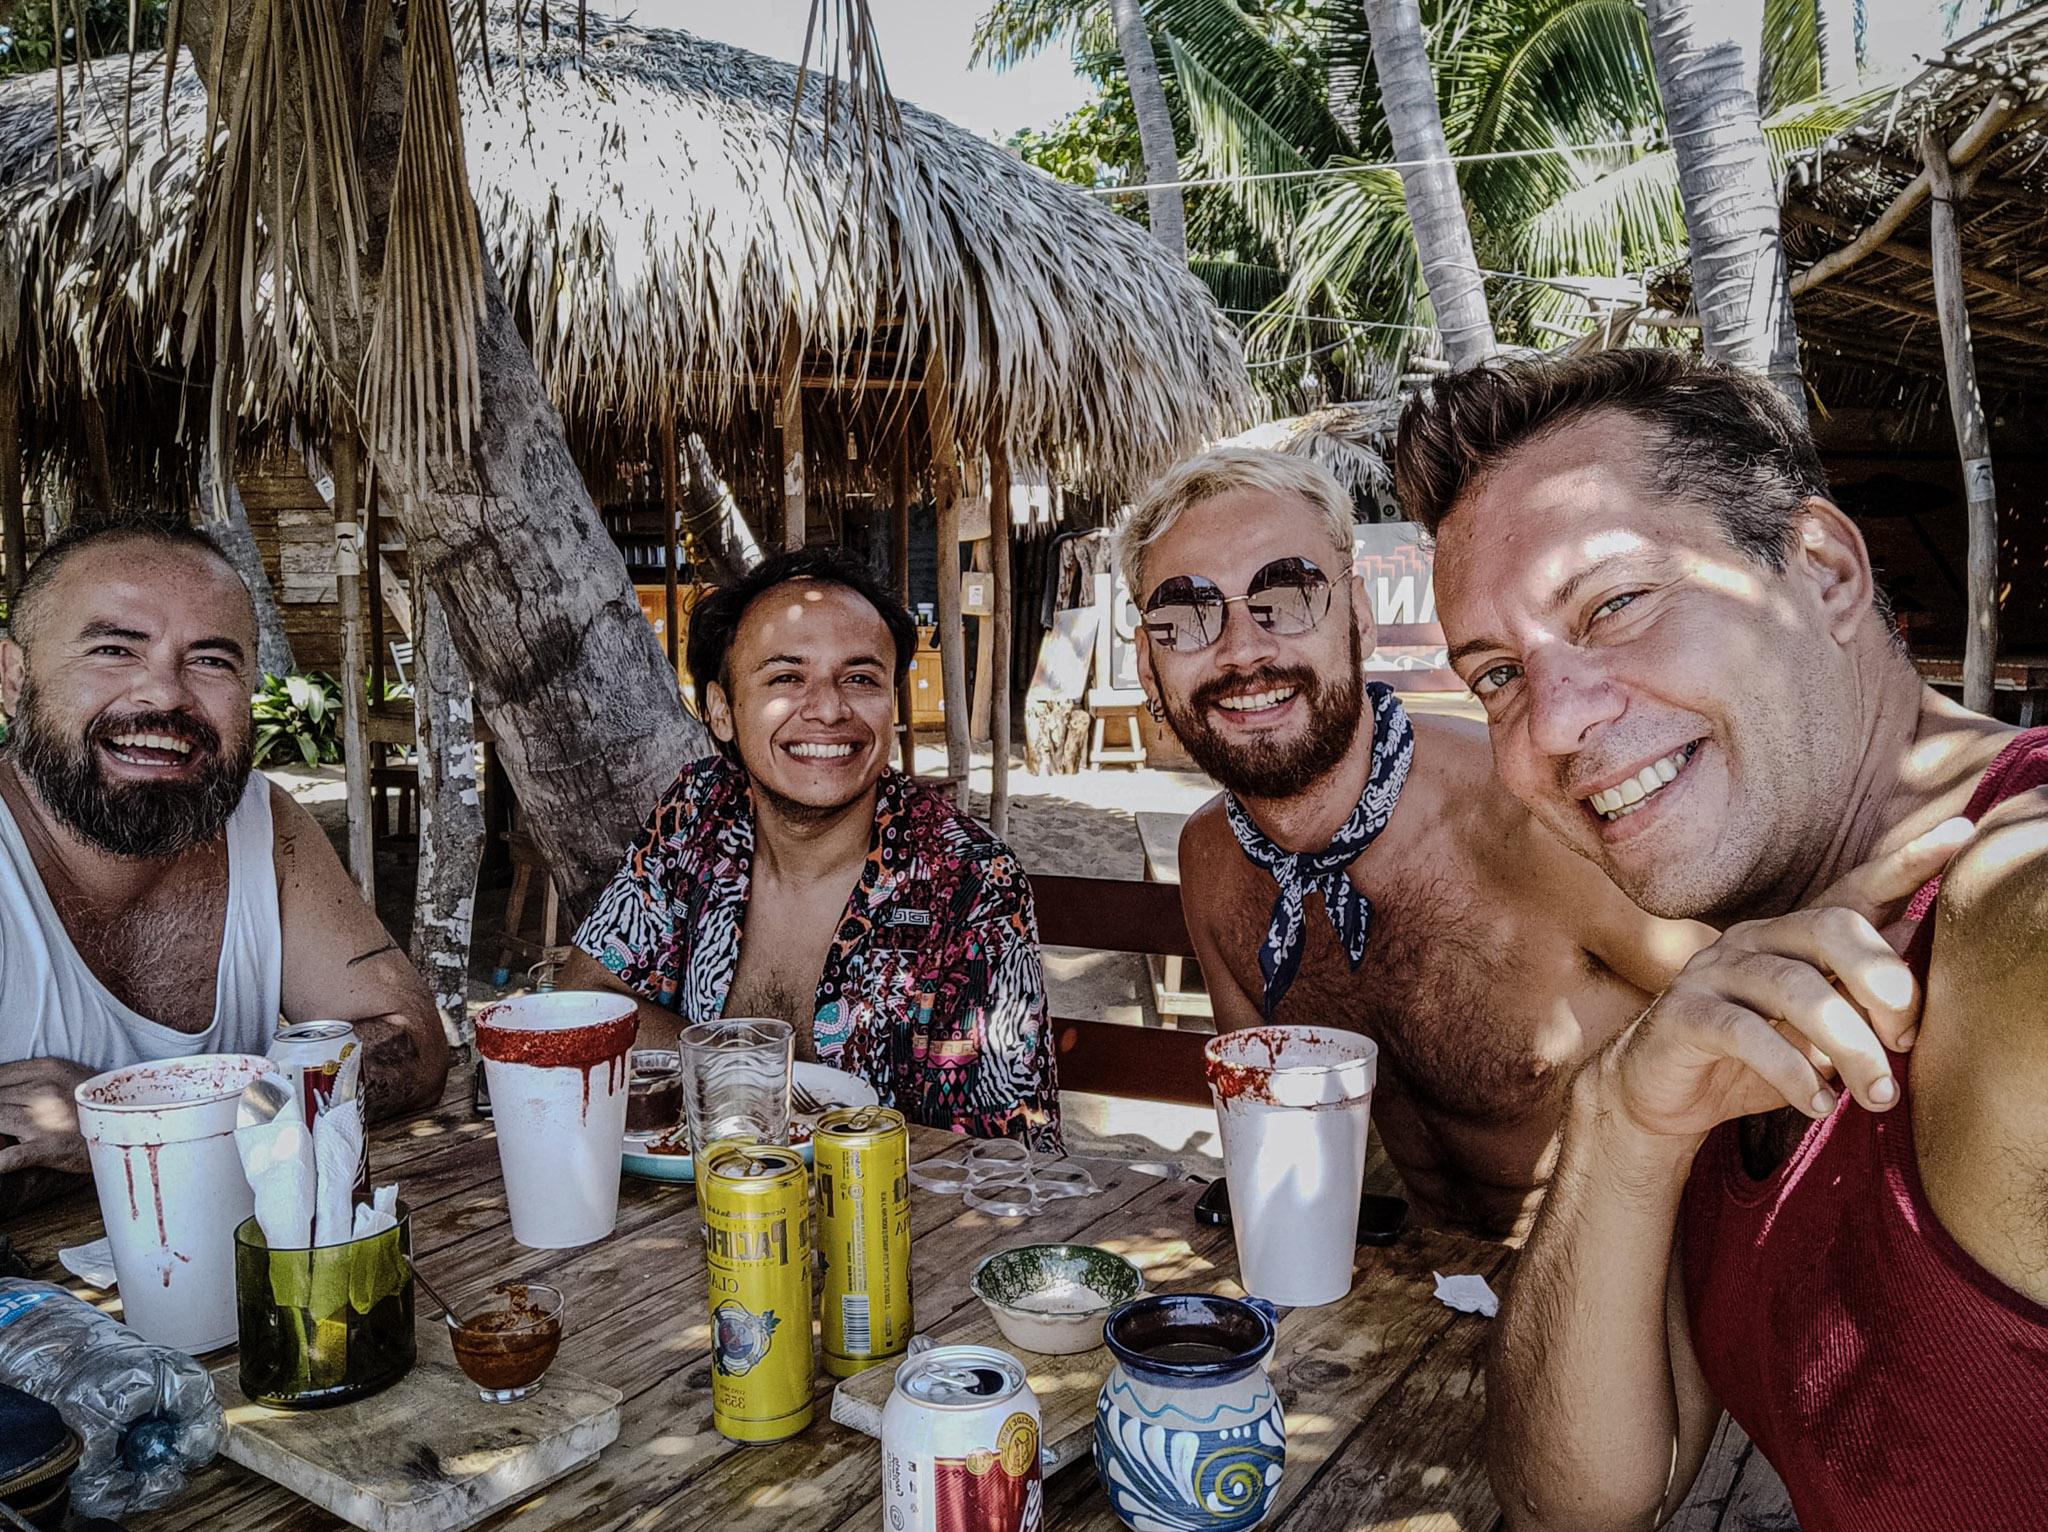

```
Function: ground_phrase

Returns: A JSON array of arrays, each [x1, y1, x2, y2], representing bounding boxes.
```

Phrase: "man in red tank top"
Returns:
[[1393, 349, 2048, 1532]]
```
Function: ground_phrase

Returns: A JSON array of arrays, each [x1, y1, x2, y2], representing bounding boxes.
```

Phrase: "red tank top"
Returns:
[[1678, 728, 2048, 1532]]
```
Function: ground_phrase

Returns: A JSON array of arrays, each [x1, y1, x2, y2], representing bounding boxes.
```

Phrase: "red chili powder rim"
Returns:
[[475, 1007, 638, 1068]]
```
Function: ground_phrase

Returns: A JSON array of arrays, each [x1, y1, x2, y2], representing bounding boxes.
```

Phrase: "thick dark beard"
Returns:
[[7, 678, 252, 859], [1161, 626, 1365, 802]]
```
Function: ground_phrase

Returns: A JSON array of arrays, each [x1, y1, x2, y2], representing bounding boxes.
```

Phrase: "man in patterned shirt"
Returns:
[[562, 547, 1059, 1151]]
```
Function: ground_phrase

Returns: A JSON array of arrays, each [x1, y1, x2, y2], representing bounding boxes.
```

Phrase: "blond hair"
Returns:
[[1115, 448, 1355, 602]]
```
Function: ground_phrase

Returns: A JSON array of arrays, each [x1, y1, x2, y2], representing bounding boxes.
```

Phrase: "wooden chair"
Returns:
[[490, 827, 573, 987], [1030, 873, 1210, 1106]]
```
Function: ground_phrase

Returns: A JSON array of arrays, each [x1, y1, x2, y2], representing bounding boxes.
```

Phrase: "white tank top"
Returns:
[[0, 772, 283, 1071]]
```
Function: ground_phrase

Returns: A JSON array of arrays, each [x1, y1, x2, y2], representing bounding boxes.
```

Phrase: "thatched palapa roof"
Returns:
[[0, 9, 1249, 501], [1216, 402, 1403, 520], [1650, 6, 2048, 427]]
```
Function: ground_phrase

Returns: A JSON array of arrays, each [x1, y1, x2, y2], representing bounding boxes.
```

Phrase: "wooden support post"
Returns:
[[970, 533, 994, 745], [988, 436, 1014, 838], [410, 578, 485, 1052], [331, 439, 376, 903], [892, 435, 915, 777], [81, 399, 118, 517], [778, 326, 806, 552], [925, 347, 971, 809], [658, 416, 681, 677], [1925, 128, 2000, 716], [0, 352, 22, 601]]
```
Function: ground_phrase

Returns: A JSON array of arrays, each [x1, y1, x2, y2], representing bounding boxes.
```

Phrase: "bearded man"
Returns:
[[1121, 450, 1708, 1239], [0, 521, 450, 1212]]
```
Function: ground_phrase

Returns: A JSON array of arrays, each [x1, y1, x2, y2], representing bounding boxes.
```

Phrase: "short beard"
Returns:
[[7, 679, 252, 859], [1160, 625, 1365, 802]]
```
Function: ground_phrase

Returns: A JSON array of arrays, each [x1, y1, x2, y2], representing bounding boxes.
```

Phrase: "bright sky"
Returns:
[[618, 1, 1093, 140]]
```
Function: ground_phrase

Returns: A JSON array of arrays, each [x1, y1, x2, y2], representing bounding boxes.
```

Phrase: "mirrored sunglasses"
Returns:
[[1141, 557, 1335, 653]]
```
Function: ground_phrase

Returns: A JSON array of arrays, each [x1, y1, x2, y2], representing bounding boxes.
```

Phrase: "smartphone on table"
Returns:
[[1193, 1177, 1407, 1245]]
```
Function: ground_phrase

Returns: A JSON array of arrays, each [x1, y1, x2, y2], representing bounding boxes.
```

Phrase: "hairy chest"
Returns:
[[53, 860, 229, 1032], [1216, 866, 1632, 1123]]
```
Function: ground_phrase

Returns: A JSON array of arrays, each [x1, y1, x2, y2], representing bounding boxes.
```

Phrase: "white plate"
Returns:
[[621, 1061, 880, 1182]]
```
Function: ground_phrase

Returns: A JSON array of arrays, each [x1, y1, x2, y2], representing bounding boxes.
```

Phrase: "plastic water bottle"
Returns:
[[0, 1280, 224, 1517]]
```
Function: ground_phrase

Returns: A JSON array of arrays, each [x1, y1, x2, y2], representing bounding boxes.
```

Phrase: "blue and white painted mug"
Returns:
[[1093, 1293, 1287, 1531]]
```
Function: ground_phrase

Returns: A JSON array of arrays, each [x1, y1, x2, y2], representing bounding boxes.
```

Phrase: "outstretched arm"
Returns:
[[1490, 827, 1965, 1529], [273, 785, 451, 1119]]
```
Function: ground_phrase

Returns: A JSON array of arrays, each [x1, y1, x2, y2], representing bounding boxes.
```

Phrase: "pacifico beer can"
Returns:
[[882, 1346, 1043, 1532], [269, 1021, 368, 1195], [700, 1141, 815, 1443], [815, 1105, 913, 1378]]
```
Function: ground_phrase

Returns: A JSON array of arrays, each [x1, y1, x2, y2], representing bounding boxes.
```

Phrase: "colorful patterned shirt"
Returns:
[[575, 757, 1060, 1150]]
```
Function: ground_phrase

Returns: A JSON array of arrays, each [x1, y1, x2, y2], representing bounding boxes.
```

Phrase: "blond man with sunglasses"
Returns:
[[1121, 449, 1708, 1241]]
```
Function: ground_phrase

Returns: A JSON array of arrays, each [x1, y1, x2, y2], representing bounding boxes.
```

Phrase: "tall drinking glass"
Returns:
[[677, 1018, 794, 1159]]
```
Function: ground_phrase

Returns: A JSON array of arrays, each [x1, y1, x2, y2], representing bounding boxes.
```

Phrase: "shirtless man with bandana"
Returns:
[[1121, 450, 1707, 1240]]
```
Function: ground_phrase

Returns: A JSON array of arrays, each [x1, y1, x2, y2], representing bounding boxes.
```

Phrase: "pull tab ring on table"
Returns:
[[908, 1138, 1102, 1217]]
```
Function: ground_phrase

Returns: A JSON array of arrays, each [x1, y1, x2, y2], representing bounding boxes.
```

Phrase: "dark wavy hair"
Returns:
[[686, 547, 917, 759], [1393, 349, 1830, 570]]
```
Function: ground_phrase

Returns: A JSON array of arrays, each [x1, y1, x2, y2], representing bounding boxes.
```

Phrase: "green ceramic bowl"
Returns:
[[971, 1243, 1145, 1356]]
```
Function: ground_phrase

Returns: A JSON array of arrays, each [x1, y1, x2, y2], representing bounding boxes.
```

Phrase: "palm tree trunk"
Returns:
[[1109, 0, 1186, 261], [183, 0, 706, 912], [678, 431, 760, 585], [197, 435, 298, 679], [1643, 0, 1805, 414], [1360, 0, 1497, 368], [1814, 0, 1859, 90], [409, 577, 483, 1049]]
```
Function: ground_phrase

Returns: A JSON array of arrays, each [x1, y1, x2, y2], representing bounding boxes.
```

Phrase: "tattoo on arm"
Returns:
[[346, 942, 401, 969]]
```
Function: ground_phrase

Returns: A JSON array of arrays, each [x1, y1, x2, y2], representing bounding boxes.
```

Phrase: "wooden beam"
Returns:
[[1786, 205, 2048, 312], [1821, 280, 2048, 352], [987, 435, 1014, 839], [0, 350, 22, 601], [1925, 129, 2000, 716], [925, 345, 971, 810], [331, 438, 375, 903], [777, 327, 806, 552], [1792, 95, 2019, 299], [658, 416, 681, 675], [891, 435, 914, 778]]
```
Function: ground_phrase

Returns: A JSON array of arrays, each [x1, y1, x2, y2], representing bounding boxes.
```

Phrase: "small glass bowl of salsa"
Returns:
[[448, 1282, 565, 1403]]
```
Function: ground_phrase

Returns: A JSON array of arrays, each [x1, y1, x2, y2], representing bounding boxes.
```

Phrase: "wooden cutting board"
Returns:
[[210, 1320, 621, 1532]]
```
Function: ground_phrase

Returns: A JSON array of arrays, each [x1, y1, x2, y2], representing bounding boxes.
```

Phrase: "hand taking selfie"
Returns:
[[1597, 819, 1975, 1143], [0, 1056, 95, 1178]]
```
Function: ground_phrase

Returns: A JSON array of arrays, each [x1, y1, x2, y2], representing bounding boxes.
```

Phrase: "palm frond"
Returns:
[[1166, 28, 1315, 250], [970, 0, 1095, 70]]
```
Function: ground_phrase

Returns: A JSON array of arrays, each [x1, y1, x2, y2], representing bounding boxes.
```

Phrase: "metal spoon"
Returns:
[[408, 1260, 463, 1329], [236, 1073, 296, 1130]]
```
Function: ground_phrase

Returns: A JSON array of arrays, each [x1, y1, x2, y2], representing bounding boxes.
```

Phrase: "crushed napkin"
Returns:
[[1432, 1271, 1500, 1318], [311, 1097, 365, 1247], [350, 1183, 400, 1241], [237, 1111, 317, 1249], [58, 1237, 118, 1290]]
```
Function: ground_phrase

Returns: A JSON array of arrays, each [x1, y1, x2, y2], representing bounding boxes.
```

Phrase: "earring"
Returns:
[[1145, 697, 1165, 722]]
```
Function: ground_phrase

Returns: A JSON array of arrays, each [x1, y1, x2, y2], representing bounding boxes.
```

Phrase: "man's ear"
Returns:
[[0, 637, 22, 719], [1348, 571, 1378, 655], [1135, 628, 1160, 711], [1795, 499, 1877, 643], [705, 679, 737, 744]]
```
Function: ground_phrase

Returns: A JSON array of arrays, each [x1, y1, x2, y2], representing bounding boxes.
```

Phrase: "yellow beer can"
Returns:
[[815, 1105, 914, 1378], [700, 1141, 815, 1442]]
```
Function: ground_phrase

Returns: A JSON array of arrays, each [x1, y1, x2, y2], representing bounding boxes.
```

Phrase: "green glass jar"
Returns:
[[234, 1206, 416, 1408]]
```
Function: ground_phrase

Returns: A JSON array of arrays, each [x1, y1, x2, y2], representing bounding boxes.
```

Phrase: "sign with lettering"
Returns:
[[1352, 524, 1460, 692]]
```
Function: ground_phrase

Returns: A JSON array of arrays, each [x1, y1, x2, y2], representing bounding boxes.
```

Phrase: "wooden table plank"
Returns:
[[9, 1070, 1538, 1531]]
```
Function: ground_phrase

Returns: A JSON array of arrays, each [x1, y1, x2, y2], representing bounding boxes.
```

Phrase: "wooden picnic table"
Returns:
[[10, 1069, 1790, 1530]]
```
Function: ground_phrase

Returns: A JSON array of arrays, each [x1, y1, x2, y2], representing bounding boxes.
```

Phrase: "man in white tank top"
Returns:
[[0, 521, 450, 1212]]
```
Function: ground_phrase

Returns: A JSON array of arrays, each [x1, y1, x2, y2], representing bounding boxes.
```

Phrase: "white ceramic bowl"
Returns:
[[970, 1243, 1145, 1356]]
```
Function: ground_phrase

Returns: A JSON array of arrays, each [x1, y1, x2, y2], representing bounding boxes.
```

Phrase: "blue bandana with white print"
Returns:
[[1224, 681, 1414, 1020]]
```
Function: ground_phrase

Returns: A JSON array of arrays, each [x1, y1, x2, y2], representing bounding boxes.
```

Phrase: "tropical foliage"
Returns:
[[0, 0, 165, 77], [984, 0, 1883, 401], [251, 673, 343, 769]]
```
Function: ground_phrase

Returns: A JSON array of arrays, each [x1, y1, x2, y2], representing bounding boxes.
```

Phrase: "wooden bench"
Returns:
[[1031, 872, 1212, 1107], [1913, 651, 2048, 726]]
